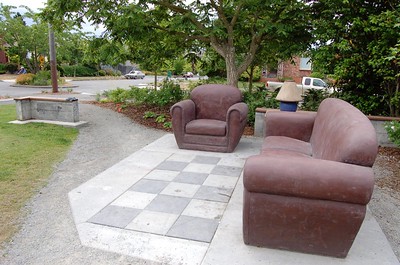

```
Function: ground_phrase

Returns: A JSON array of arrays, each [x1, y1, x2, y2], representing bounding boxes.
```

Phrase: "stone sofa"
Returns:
[[242, 98, 378, 258]]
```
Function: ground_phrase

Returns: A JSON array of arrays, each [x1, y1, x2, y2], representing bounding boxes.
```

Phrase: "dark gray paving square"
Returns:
[[145, 194, 190, 214], [88, 205, 141, 228], [156, 161, 189, 171], [211, 165, 243, 177], [167, 215, 219, 243], [130, 179, 169, 194], [173, 172, 209, 185], [192, 156, 221, 165], [194, 186, 233, 203]]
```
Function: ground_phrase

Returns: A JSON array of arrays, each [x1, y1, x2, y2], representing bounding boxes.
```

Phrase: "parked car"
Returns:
[[183, 72, 194, 78], [124, 70, 145, 79], [267, 77, 329, 91]]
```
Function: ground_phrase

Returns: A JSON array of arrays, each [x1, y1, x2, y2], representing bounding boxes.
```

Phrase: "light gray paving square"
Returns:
[[173, 171, 209, 185], [145, 194, 190, 214], [126, 210, 179, 235], [217, 156, 246, 167], [161, 182, 200, 198], [194, 186, 233, 203], [130, 179, 169, 194], [167, 215, 219, 243], [111, 191, 156, 209], [203, 174, 239, 189], [167, 153, 196, 162], [88, 205, 140, 228], [183, 163, 215, 174], [156, 161, 189, 171], [182, 199, 227, 220], [192, 155, 221, 165], [211, 165, 243, 177], [144, 169, 179, 181]]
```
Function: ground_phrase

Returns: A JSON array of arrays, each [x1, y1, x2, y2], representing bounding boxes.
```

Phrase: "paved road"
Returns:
[[0, 76, 166, 103]]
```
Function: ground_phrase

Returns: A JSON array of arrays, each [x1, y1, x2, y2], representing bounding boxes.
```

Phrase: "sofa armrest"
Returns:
[[265, 111, 317, 142], [243, 155, 374, 205]]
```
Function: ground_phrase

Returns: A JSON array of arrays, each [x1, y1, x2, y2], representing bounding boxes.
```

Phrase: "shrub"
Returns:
[[385, 121, 400, 147], [243, 89, 279, 126], [32, 71, 51, 86], [0, 63, 6, 74], [15, 73, 35, 85], [62, 65, 98, 77], [5, 63, 18, 74], [104, 80, 187, 107], [98, 70, 107, 76], [300, 89, 330, 111]]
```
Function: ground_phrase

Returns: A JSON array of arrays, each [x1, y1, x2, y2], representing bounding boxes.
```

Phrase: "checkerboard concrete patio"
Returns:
[[69, 134, 399, 265]]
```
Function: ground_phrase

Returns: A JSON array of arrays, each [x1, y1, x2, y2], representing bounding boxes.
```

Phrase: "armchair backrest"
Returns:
[[190, 84, 243, 121], [310, 98, 378, 167]]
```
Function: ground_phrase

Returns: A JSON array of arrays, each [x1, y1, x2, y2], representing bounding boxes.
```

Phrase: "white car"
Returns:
[[124, 70, 145, 79]]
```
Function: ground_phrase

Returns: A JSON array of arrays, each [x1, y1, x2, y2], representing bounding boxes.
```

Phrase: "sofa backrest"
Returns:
[[190, 84, 243, 121], [310, 98, 378, 167]]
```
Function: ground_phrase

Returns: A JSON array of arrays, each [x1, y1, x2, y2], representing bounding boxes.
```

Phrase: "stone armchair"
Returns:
[[170, 84, 248, 153]]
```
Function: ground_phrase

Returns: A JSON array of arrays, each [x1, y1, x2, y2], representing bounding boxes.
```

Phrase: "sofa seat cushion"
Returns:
[[262, 136, 312, 156], [186, 119, 226, 136]]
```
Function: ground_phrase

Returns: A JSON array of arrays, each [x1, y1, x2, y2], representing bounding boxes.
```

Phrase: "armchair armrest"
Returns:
[[243, 155, 374, 205], [227, 102, 248, 123], [170, 99, 195, 126], [265, 110, 317, 142]]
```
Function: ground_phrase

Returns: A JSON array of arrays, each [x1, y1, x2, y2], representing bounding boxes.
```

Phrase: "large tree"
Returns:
[[310, 1, 400, 116], [43, 0, 311, 87]]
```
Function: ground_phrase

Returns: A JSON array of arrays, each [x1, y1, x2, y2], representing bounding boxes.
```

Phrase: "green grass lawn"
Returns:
[[0, 104, 78, 244]]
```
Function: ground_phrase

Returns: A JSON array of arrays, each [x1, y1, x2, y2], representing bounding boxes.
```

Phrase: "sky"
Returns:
[[1, 0, 105, 35]]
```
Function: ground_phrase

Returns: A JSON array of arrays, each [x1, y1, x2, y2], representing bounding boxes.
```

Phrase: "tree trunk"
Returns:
[[248, 66, 255, 93], [225, 52, 239, 87], [154, 71, 158, 90]]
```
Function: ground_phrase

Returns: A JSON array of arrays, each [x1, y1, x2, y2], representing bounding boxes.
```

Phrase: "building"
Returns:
[[261, 56, 312, 84]]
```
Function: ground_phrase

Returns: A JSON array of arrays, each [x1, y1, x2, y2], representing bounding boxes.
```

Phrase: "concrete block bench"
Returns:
[[11, 97, 87, 128]]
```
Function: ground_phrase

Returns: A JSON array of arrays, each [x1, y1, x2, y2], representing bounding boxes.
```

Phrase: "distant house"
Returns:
[[0, 37, 10, 64], [261, 56, 312, 84], [0, 50, 8, 64]]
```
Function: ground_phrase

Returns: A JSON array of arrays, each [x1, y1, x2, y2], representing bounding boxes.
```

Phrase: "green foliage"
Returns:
[[155, 114, 166, 123], [300, 89, 330, 111], [243, 89, 280, 126], [104, 80, 187, 107], [5, 63, 18, 74], [32, 71, 51, 86], [0, 64, 6, 74], [385, 121, 400, 147], [143, 111, 157, 119], [240, 66, 261, 82], [311, 1, 400, 116], [335, 91, 387, 116], [43, 0, 312, 86], [173, 58, 185, 75], [98, 69, 107, 76], [163, 121, 172, 129], [61, 65, 98, 77]]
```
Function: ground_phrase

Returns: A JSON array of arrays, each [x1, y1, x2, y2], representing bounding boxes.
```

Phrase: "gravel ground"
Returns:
[[0, 102, 399, 264], [0, 104, 165, 265]]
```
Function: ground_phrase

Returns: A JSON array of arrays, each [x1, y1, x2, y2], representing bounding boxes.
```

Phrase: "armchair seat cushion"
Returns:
[[186, 119, 226, 136]]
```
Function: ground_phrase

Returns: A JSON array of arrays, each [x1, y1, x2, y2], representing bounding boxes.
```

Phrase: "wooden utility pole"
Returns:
[[48, 24, 58, 93]]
